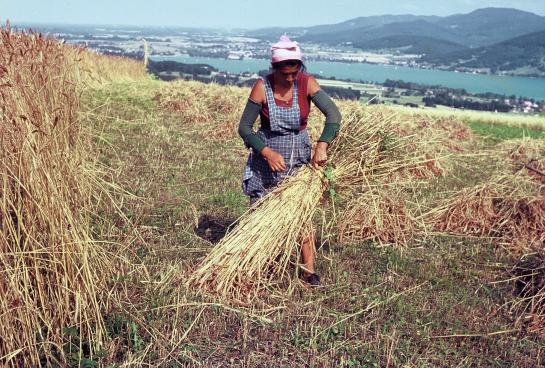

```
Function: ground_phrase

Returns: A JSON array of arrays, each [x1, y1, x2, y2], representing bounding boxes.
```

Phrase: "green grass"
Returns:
[[383, 95, 424, 106], [469, 120, 545, 141], [84, 79, 545, 367], [389, 104, 545, 132]]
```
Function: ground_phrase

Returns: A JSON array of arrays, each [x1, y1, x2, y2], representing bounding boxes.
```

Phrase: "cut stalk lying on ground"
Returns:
[[428, 137, 545, 253]]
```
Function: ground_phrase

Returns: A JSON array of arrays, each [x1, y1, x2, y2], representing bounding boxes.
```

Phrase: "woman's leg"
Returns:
[[300, 225, 316, 276]]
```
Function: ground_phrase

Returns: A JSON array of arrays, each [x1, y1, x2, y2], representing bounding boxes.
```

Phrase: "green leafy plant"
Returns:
[[324, 165, 337, 200]]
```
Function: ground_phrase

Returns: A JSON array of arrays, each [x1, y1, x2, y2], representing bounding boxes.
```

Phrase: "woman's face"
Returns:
[[273, 64, 301, 87]]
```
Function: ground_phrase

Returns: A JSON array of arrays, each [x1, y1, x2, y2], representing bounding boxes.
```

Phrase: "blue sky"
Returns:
[[2, 0, 544, 28]]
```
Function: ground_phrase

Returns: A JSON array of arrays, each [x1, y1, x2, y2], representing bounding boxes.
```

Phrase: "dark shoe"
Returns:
[[304, 273, 321, 287]]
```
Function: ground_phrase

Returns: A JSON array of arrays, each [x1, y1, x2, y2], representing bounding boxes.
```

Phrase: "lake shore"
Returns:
[[151, 55, 545, 101]]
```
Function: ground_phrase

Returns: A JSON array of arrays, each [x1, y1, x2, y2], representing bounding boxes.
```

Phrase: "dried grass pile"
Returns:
[[0, 26, 134, 366], [430, 184, 502, 237], [189, 104, 458, 296], [396, 114, 474, 178], [396, 115, 474, 151], [154, 80, 247, 141], [499, 138, 545, 184], [331, 106, 476, 245], [429, 138, 545, 253], [337, 188, 416, 246]]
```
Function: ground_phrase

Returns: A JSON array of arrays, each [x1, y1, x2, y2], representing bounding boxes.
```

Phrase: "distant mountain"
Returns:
[[245, 15, 440, 41], [300, 19, 463, 45], [246, 8, 545, 50], [302, 14, 440, 36], [353, 35, 468, 56], [424, 30, 545, 75], [437, 8, 545, 47]]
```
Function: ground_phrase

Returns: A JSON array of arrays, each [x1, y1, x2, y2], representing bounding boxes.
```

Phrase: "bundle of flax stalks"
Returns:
[[188, 106, 440, 297]]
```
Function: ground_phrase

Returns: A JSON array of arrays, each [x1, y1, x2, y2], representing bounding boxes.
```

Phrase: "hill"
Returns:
[[424, 30, 545, 75], [437, 7, 545, 47], [5, 23, 545, 363], [5, 24, 545, 366], [246, 8, 545, 54], [353, 35, 468, 55], [100, 77, 545, 366], [244, 14, 439, 40], [300, 19, 463, 45]]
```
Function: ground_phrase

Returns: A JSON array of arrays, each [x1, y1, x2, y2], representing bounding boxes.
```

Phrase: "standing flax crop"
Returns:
[[0, 25, 145, 367]]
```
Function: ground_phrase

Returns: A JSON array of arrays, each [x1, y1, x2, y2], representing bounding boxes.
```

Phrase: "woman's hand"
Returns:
[[311, 142, 328, 168], [261, 147, 286, 172]]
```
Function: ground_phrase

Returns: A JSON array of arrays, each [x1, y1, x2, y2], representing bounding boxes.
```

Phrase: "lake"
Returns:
[[152, 55, 545, 101]]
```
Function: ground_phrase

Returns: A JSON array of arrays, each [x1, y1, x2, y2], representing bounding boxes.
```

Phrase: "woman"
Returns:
[[237, 35, 341, 286]]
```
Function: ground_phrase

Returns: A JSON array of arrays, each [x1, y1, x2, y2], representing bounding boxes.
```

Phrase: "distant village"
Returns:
[[56, 28, 424, 67], [51, 27, 544, 115]]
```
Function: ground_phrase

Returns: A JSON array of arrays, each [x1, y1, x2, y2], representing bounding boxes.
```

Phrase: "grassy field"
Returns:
[[382, 95, 425, 106], [81, 79, 545, 367], [389, 104, 545, 132]]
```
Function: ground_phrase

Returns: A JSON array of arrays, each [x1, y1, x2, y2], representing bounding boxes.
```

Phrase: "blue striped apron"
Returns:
[[242, 77, 312, 200]]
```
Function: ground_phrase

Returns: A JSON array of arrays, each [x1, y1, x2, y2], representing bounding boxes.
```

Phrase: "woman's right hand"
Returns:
[[261, 147, 286, 172]]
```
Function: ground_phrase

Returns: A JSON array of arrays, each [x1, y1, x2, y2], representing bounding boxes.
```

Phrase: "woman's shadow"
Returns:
[[194, 214, 238, 244]]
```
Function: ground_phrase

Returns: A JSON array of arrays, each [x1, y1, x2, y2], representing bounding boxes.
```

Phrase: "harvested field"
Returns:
[[80, 78, 545, 366], [3, 29, 545, 366]]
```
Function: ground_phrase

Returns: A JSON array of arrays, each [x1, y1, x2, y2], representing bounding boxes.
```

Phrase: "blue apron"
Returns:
[[242, 77, 312, 200]]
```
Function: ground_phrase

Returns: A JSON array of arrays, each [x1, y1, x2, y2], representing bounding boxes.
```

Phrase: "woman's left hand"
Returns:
[[311, 142, 328, 168]]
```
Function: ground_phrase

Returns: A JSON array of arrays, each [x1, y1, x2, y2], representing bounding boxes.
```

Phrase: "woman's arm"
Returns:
[[237, 79, 286, 171], [238, 79, 266, 152], [307, 76, 342, 167]]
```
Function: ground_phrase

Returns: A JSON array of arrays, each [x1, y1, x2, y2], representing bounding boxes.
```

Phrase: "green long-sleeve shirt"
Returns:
[[238, 89, 341, 152]]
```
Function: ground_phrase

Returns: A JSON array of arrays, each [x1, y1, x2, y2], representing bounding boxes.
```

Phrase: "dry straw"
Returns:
[[189, 166, 326, 297], [337, 188, 417, 246], [428, 137, 545, 253], [510, 252, 545, 334], [0, 25, 145, 366], [188, 103, 461, 297], [155, 81, 248, 141]]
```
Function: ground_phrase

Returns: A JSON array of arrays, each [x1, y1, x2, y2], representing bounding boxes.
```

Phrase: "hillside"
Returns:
[[424, 30, 545, 75], [245, 14, 439, 40], [83, 76, 545, 366], [353, 35, 468, 55], [300, 19, 463, 45], [437, 7, 545, 47]]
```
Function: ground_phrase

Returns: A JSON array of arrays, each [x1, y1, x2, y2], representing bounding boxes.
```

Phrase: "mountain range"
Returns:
[[423, 30, 545, 75], [245, 8, 545, 76]]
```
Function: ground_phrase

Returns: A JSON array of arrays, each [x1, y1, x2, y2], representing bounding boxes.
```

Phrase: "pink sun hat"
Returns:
[[271, 35, 302, 63]]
